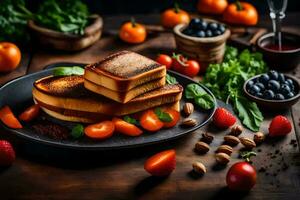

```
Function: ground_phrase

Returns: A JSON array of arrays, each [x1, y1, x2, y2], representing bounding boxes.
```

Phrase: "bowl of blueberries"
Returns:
[[173, 18, 230, 71], [244, 70, 300, 109]]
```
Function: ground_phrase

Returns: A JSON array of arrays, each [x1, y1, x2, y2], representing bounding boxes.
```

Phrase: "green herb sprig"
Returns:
[[53, 66, 84, 76], [154, 108, 172, 122], [71, 124, 84, 139]]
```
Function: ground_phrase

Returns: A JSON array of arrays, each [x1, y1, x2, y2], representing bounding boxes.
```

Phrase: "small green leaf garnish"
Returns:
[[166, 74, 178, 85], [53, 66, 84, 76], [71, 124, 84, 139], [154, 108, 172, 122], [123, 116, 139, 125]]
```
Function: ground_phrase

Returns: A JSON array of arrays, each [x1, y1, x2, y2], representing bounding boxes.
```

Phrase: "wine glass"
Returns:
[[267, 0, 288, 50]]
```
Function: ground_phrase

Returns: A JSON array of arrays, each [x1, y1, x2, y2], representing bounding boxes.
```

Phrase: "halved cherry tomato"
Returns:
[[19, 104, 40, 122], [144, 149, 176, 176], [162, 108, 180, 128], [183, 60, 200, 77], [197, 0, 228, 15], [161, 4, 190, 28], [156, 54, 172, 70], [140, 110, 164, 132], [0, 106, 22, 129], [84, 121, 115, 140], [119, 18, 147, 44], [112, 117, 143, 136]]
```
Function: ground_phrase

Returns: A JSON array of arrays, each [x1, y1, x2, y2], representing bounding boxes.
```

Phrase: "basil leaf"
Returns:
[[185, 84, 207, 99], [195, 94, 215, 110], [71, 124, 84, 139], [53, 66, 84, 76], [166, 74, 178, 85], [154, 108, 172, 122], [124, 116, 138, 125]]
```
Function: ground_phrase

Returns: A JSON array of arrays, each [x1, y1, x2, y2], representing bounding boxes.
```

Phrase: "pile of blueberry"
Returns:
[[182, 18, 226, 38], [247, 70, 297, 100]]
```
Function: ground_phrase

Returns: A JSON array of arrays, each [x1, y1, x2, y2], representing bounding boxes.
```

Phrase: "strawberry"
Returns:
[[213, 107, 236, 129], [269, 115, 292, 137], [0, 140, 15, 166]]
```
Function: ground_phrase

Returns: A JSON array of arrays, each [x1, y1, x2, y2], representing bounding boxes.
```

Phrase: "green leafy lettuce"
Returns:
[[185, 83, 215, 110]]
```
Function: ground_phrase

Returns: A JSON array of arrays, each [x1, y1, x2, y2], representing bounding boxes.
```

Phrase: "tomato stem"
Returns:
[[235, 1, 243, 11], [241, 151, 256, 163], [174, 2, 180, 13], [172, 52, 188, 67], [131, 17, 136, 28]]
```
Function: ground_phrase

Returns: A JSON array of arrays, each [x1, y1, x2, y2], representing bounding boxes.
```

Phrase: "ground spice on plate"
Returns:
[[32, 121, 69, 140]]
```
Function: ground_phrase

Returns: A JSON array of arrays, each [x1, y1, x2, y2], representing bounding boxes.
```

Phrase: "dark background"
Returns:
[[27, 0, 300, 14]]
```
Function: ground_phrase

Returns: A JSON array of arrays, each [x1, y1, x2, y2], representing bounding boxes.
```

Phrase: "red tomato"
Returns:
[[156, 54, 172, 69], [172, 54, 187, 73], [84, 121, 115, 140], [112, 117, 143, 136], [0, 106, 22, 129], [226, 162, 257, 191], [140, 110, 164, 132], [0, 42, 21, 72], [19, 104, 40, 122], [144, 149, 176, 176], [162, 108, 180, 128], [183, 60, 200, 77]]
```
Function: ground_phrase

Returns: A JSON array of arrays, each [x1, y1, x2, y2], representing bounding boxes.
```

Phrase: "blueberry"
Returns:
[[182, 28, 194, 36], [208, 22, 218, 31], [189, 18, 202, 29], [255, 83, 265, 90], [274, 93, 285, 100], [247, 80, 254, 90], [206, 30, 213, 37], [218, 24, 226, 33], [263, 90, 275, 100], [268, 70, 279, 80], [284, 80, 294, 91], [280, 84, 291, 95], [278, 73, 285, 83], [256, 92, 263, 98], [197, 21, 207, 30], [259, 74, 270, 85], [268, 80, 280, 92], [213, 30, 222, 36], [286, 92, 295, 99], [195, 30, 205, 37]]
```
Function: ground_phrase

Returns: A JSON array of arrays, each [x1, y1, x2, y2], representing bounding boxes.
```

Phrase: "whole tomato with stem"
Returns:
[[161, 3, 190, 29], [119, 18, 147, 44], [197, 0, 228, 15], [156, 54, 173, 69], [223, 1, 258, 26], [172, 53, 200, 77], [0, 42, 21, 73], [226, 151, 257, 191]]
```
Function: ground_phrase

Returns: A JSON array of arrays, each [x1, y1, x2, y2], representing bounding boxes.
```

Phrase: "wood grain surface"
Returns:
[[0, 14, 299, 200]]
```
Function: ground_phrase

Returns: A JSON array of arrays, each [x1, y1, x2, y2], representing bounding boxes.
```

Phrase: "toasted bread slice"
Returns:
[[84, 76, 166, 103], [84, 51, 166, 92], [33, 75, 183, 116], [38, 101, 180, 123]]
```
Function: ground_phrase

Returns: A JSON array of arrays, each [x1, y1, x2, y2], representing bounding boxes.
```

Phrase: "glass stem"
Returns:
[[271, 13, 283, 50]]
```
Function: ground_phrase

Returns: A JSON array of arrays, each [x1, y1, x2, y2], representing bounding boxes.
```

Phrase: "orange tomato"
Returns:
[[19, 104, 40, 122], [197, 0, 228, 15], [0, 42, 21, 72], [112, 117, 143, 136], [223, 1, 258, 26], [162, 108, 180, 128], [119, 19, 147, 44], [0, 106, 23, 129], [161, 4, 190, 28], [140, 110, 164, 132], [84, 121, 115, 140]]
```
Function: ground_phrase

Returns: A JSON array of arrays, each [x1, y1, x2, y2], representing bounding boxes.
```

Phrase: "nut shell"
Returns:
[[195, 141, 210, 154], [229, 125, 243, 136], [201, 132, 214, 144], [254, 132, 265, 144], [224, 135, 240, 146], [183, 102, 194, 116], [216, 145, 233, 155], [240, 137, 256, 149], [215, 153, 230, 165], [192, 162, 206, 174], [181, 118, 197, 127]]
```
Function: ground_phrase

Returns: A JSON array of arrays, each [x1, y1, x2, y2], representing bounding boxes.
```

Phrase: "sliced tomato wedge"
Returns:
[[0, 106, 22, 129], [19, 104, 40, 122], [112, 117, 143, 136], [84, 121, 115, 140], [140, 110, 164, 132], [162, 108, 180, 128]]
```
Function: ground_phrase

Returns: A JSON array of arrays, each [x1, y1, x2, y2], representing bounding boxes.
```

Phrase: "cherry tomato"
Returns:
[[144, 149, 176, 176], [156, 54, 172, 69], [0, 42, 21, 72], [140, 110, 164, 132], [112, 117, 143, 136], [183, 60, 200, 77], [172, 54, 187, 73], [84, 121, 115, 140], [162, 108, 180, 128], [226, 161, 257, 191], [161, 4, 190, 28], [119, 19, 147, 44], [197, 0, 228, 15], [0, 106, 22, 129], [19, 104, 40, 122]]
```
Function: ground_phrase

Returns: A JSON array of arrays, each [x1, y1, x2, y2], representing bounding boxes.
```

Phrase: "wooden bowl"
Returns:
[[28, 14, 103, 51], [257, 32, 300, 70], [243, 74, 300, 110], [173, 20, 230, 72]]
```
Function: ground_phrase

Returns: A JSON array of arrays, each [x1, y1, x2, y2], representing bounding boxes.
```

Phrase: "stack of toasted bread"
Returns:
[[32, 51, 183, 123]]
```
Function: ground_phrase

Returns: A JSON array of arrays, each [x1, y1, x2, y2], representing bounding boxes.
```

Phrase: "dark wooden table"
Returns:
[[0, 14, 300, 200]]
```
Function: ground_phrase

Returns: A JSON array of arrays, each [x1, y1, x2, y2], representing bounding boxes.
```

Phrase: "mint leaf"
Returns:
[[124, 116, 138, 125], [154, 108, 172, 122], [71, 124, 84, 139], [166, 74, 178, 85], [53, 66, 84, 76]]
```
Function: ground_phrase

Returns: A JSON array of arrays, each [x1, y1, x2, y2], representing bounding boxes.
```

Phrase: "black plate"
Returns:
[[0, 63, 217, 150]]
